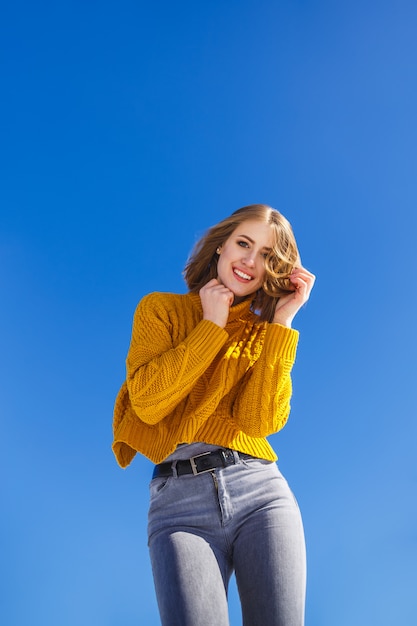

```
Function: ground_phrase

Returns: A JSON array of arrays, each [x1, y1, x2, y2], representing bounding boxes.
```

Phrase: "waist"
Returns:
[[152, 448, 255, 478]]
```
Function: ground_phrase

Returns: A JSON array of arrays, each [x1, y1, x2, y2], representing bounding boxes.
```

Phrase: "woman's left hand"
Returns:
[[272, 266, 316, 327]]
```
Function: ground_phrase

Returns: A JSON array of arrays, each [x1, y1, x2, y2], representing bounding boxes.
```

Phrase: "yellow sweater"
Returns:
[[112, 291, 299, 467]]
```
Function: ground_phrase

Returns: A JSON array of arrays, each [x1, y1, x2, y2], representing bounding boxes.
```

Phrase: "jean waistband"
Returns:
[[152, 448, 254, 478]]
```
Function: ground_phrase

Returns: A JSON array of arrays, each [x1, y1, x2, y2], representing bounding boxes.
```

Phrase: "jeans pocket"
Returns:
[[149, 476, 172, 498], [241, 457, 274, 469]]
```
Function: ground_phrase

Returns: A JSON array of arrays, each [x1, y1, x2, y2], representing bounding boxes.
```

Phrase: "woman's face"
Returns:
[[216, 219, 274, 304]]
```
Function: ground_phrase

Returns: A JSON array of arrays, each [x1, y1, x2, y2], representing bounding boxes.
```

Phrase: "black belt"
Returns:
[[152, 448, 253, 478]]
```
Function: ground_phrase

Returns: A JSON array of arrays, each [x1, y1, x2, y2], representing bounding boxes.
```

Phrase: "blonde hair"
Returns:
[[183, 204, 300, 322]]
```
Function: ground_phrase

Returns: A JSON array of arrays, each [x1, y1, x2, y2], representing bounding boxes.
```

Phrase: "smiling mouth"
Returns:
[[234, 268, 253, 281]]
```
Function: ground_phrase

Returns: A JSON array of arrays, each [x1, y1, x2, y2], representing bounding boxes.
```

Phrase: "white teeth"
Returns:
[[234, 269, 252, 280]]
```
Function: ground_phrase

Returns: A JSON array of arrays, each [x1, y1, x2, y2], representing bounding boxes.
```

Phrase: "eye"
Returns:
[[237, 240, 249, 248]]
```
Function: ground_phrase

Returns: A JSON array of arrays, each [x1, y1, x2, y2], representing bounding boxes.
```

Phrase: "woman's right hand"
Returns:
[[199, 279, 234, 328]]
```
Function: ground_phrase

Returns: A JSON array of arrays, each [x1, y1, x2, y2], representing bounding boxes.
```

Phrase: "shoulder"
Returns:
[[134, 291, 199, 317]]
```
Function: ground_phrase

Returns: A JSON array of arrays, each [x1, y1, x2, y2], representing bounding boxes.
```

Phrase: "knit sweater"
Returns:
[[112, 291, 299, 467]]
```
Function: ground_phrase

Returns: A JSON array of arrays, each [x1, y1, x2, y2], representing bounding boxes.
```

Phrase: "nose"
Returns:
[[242, 250, 256, 267]]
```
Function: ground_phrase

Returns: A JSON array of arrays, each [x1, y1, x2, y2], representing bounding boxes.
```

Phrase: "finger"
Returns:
[[289, 277, 311, 303], [290, 270, 315, 291], [206, 278, 221, 287], [291, 267, 315, 281]]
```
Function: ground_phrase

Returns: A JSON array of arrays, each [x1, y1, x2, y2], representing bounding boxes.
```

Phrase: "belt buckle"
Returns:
[[189, 451, 214, 475]]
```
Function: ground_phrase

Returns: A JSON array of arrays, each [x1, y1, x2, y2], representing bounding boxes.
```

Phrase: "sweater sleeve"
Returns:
[[126, 294, 228, 425], [232, 323, 299, 437]]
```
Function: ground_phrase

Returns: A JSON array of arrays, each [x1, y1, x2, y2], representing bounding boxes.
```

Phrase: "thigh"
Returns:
[[233, 465, 306, 626], [149, 529, 230, 626], [147, 473, 232, 626]]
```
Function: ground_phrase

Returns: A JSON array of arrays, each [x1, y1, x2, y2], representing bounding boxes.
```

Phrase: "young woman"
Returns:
[[112, 204, 315, 626]]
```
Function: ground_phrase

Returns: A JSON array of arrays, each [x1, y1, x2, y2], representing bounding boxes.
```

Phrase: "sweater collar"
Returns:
[[187, 292, 255, 323]]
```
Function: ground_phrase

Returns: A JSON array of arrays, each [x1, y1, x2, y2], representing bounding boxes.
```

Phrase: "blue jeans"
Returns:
[[147, 455, 306, 626]]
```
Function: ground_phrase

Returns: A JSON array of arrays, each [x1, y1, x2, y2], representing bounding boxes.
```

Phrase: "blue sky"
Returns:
[[1, 1, 417, 624]]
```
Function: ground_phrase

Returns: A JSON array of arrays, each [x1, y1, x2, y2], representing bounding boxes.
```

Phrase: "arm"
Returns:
[[232, 323, 298, 437], [233, 265, 315, 436], [126, 294, 228, 425]]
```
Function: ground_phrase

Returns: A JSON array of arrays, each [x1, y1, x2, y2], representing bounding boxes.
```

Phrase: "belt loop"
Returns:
[[232, 450, 240, 464], [172, 460, 178, 478]]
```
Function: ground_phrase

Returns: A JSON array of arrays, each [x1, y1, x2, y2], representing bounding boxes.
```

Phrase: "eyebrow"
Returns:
[[237, 234, 272, 251]]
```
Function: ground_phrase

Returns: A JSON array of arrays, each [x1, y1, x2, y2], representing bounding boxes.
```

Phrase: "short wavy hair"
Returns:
[[183, 204, 300, 322]]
